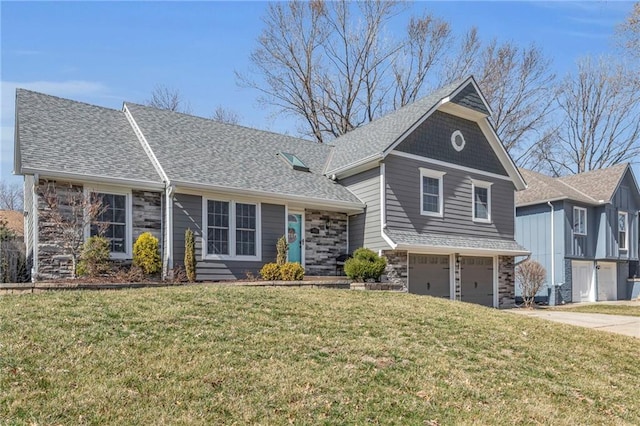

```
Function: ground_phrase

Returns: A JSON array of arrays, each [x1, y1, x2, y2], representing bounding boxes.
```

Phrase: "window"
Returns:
[[420, 168, 445, 217], [573, 207, 587, 235], [471, 179, 492, 222], [204, 199, 260, 260], [88, 190, 132, 258], [278, 152, 309, 172], [618, 211, 628, 251]]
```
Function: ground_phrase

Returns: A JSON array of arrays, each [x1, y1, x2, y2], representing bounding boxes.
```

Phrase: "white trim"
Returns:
[[202, 197, 262, 262], [618, 211, 629, 251], [83, 185, 133, 259], [173, 180, 364, 214], [395, 242, 529, 257], [451, 130, 466, 152], [389, 150, 513, 182], [21, 168, 164, 190], [324, 153, 384, 178], [286, 209, 305, 267], [573, 206, 587, 236], [439, 102, 487, 122], [380, 163, 387, 227], [123, 104, 169, 184], [419, 167, 445, 217], [163, 185, 175, 279], [471, 179, 492, 223], [476, 120, 527, 191], [449, 254, 456, 301]]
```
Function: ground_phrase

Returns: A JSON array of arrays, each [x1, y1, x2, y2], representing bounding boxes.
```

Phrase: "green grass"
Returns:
[[1, 286, 639, 425], [551, 303, 640, 317]]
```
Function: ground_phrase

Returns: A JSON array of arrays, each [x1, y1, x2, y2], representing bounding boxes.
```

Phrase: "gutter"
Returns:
[[547, 201, 556, 306], [19, 167, 164, 190]]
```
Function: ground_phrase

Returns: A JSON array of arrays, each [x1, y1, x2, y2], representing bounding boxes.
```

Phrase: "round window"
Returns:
[[451, 130, 465, 152]]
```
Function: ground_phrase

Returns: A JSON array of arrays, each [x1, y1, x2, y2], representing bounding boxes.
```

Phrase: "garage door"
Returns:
[[408, 254, 450, 298], [597, 262, 617, 301], [571, 260, 594, 302], [461, 256, 493, 307]]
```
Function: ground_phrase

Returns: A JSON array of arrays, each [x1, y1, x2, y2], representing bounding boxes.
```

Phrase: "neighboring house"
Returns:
[[515, 164, 640, 304], [14, 76, 528, 307], [0, 210, 24, 238]]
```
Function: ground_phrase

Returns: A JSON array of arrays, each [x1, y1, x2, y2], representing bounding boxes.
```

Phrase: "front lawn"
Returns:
[[1, 287, 639, 424], [551, 303, 640, 317]]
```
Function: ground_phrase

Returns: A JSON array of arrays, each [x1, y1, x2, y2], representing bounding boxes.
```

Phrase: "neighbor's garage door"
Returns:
[[408, 254, 450, 298], [571, 260, 594, 302], [597, 262, 617, 301], [461, 256, 494, 307]]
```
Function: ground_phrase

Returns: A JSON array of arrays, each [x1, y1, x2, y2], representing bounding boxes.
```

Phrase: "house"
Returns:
[[515, 165, 640, 304], [14, 76, 528, 307]]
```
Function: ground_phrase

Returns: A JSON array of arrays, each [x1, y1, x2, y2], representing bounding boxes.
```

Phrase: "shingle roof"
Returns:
[[558, 163, 629, 203], [516, 169, 597, 206], [124, 103, 363, 206], [516, 164, 631, 207], [385, 229, 529, 255], [15, 89, 162, 184], [325, 79, 467, 175]]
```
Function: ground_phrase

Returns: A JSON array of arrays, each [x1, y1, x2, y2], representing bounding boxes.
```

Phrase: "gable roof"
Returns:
[[323, 77, 525, 190], [124, 103, 363, 208], [14, 89, 163, 187], [516, 163, 633, 207]]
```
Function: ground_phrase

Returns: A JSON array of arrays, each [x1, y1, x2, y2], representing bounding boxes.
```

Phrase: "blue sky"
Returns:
[[0, 1, 634, 187]]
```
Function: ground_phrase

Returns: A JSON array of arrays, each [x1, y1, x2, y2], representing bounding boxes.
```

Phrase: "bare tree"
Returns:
[[516, 260, 546, 309], [146, 84, 192, 114], [211, 106, 241, 125], [240, 0, 555, 159], [443, 34, 557, 168], [544, 57, 640, 175], [617, 2, 640, 60], [0, 181, 24, 211], [39, 182, 106, 278]]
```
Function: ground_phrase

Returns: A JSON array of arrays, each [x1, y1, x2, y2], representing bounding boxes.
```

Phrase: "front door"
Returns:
[[287, 213, 302, 264]]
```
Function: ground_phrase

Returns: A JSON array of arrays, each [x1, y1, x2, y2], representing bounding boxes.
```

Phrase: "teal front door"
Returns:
[[287, 214, 302, 263]]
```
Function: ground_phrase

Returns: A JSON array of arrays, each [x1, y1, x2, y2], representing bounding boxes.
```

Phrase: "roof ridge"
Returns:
[[555, 178, 599, 203], [16, 88, 122, 113], [123, 101, 325, 148]]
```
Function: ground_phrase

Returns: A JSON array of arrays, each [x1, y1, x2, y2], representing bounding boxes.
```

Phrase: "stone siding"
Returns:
[[304, 210, 348, 276], [132, 190, 163, 242], [561, 259, 573, 303], [498, 256, 515, 308], [381, 250, 408, 290]]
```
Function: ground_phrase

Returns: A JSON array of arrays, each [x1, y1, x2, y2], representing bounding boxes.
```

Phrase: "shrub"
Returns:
[[184, 228, 196, 282], [276, 235, 288, 266], [260, 262, 282, 280], [133, 232, 162, 275], [516, 260, 547, 308], [280, 262, 304, 281], [343, 248, 387, 282], [77, 236, 111, 277]]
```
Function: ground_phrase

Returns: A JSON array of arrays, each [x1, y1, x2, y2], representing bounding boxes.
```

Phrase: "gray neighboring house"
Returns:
[[14, 76, 528, 308], [515, 164, 640, 304]]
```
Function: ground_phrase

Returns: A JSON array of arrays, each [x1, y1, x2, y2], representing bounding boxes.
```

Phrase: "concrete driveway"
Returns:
[[509, 308, 640, 338]]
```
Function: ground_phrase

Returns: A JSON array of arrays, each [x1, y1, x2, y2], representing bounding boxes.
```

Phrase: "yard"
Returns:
[[551, 303, 640, 317], [1, 286, 639, 425]]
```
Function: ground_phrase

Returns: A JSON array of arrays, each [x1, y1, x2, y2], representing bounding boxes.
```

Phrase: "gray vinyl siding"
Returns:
[[515, 202, 565, 297], [451, 84, 490, 116], [395, 110, 508, 177], [564, 202, 597, 259], [341, 166, 388, 252], [385, 154, 515, 240], [172, 193, 284, 281]]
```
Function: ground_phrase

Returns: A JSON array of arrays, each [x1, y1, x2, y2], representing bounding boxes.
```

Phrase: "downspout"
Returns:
[[547, 201, 555, 306], [162, 183, 175, 281]]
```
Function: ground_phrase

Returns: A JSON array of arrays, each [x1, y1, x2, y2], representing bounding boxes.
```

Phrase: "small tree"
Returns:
[[133, 232, 162, 275], [39, 181, 106, 279], [276, 235, 288, 266], [344, 248, 387, 282], [77, 236, 111, 277], [184, 228, 196, 282], [515, 260, 547, 309]]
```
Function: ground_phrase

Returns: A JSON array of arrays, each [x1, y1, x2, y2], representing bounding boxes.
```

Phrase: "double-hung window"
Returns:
[[420, 168, 445, 217], [618, 211, 628, 251], [88, 189, 132, 258], [204, 199, 260, 260], [573, 207, 587, 235], [471, 179, 492, 222]]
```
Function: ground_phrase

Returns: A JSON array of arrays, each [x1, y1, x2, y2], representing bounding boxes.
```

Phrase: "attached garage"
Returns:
[[597, 262, 617, 301], [460, 256, 494, 307], [571, 260, 595, 302], [408, 254, 450, 298]]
